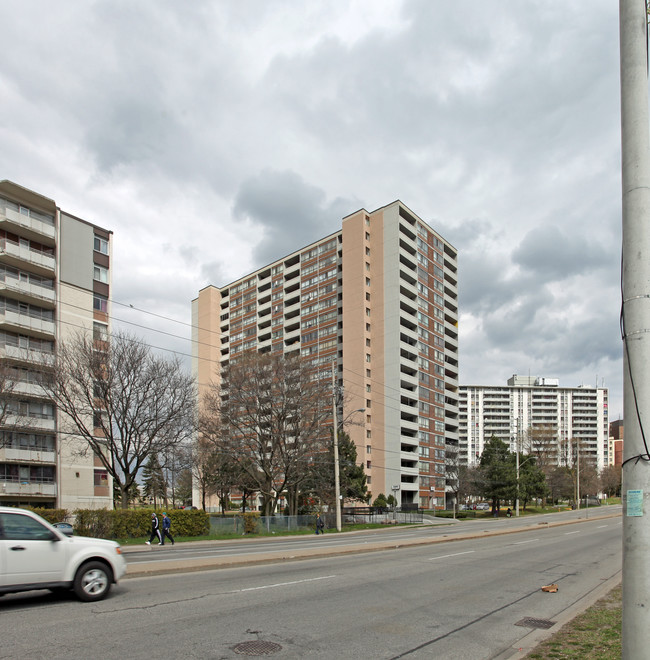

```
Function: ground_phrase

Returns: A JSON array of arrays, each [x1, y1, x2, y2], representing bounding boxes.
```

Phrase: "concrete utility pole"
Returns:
[[620, 1, 650, 656], [332, 362, 342, 532]]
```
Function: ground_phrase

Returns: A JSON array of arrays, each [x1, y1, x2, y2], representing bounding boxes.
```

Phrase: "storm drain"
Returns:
[[233, 641, 283, 656], [515, 617, 556, 630]]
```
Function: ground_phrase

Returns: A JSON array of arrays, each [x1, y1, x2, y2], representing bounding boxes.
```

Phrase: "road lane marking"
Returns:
[[597, 525, 608, 528], [237, 575, 336, 592], [429, 551, 475, 560], [565, 531, 580, 535], [513, 539, 539, 545]]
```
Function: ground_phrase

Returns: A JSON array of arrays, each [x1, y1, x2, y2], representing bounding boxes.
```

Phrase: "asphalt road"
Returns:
[[0, 509, 622, 660]]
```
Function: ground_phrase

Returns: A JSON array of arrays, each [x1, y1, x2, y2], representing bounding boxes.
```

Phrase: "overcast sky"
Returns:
[[1, 1, 624, 418]]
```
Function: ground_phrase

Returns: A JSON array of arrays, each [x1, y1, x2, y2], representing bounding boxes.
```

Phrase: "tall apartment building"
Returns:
[[608, 419, 623, 466], [192, 201, 459, 509], [459, 375, 609, 471], [0, 180, 113, 510]]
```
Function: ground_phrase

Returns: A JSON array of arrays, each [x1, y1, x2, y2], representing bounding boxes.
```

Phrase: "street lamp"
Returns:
[[331, 364, 365, 531]]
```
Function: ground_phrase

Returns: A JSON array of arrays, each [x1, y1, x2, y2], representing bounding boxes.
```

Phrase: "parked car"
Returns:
[[0, 507, 126, 602], [52, 522, 74, 536], [475, 503, 491, 510]]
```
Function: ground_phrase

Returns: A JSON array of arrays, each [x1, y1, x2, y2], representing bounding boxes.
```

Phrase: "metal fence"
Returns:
[[340, 507, 423, 524], [208, 507, 423, 535], [209, 514, 317, 536]]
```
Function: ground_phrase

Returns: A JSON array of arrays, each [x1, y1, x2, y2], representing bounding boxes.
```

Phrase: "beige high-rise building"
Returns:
[[192, 201, 459, 509], [0, 180, 113, 510]]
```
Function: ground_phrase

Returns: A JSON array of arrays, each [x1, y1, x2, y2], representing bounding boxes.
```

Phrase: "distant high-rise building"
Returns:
[[0, 180, 113, 509], [608, 419, 623, 466], [192, 201, 459, 509], [459, 375, 609, 470]]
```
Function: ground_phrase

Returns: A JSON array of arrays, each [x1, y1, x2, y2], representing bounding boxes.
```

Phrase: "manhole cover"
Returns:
[[233, 641, 283, 656], [515, 617, 556, 630]]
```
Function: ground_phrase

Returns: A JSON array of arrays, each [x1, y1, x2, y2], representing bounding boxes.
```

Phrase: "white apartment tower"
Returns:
[[192, 201, 459, 509], [459, 375, 609, 471], [0, 180, 113, 509]]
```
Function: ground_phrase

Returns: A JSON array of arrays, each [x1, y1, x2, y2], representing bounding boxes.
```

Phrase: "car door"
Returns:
[[0, 512, 67, 586]]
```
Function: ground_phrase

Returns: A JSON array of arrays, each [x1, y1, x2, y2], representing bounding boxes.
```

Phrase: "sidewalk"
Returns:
[[121, 510, 621, 579]]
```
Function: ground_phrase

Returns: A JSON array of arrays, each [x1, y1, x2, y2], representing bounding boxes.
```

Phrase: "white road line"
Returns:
[[513, 539, 539, 545], [565, 531, 580, 535], [429, 551, 475, 560], [597, 525, 608, 528], [236, 575, 336, 592]]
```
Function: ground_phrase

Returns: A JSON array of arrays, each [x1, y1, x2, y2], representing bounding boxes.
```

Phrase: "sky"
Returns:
[[1, 1, 624, 418]]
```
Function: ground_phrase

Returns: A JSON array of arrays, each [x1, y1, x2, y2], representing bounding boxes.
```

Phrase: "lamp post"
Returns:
[[331, 361, 365, 532]]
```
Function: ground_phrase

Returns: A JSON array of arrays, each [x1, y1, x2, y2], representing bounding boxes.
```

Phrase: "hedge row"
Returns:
[[26, 507, 210, 539]]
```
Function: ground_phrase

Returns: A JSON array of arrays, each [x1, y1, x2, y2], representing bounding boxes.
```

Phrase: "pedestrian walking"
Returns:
[[315, 513, 325, 535], [145, 512, 162, 545], [161, 512, 175, 546]]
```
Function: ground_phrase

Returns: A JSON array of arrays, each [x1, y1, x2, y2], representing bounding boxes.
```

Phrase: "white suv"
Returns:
[[0, 507, 126, 602]]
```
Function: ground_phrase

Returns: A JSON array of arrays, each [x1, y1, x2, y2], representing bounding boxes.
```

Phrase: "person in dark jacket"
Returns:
[[315, 513, 325, 535], [161, 512, 174, 546], [146, 512, 162, 545]]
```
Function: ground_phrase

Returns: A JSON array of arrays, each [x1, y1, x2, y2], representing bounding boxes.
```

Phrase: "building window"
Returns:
[[365, 247, 370, 256], [366, 461, 372, 469], [93, 265, 109, 283], [366, 445, 372, 454], [94, 236, 109, 255], [365, 353, 371, 362], [93, 294, 108, 313], [366, 430, 372, 438], [365, 232, 370, 241], [93, 322, 108, 341], [94, 469, 108, 487], [365, 308, 371, 317]]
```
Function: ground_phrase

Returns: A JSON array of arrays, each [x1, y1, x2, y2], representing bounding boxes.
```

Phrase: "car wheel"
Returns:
[[73, 561, 113, 602]]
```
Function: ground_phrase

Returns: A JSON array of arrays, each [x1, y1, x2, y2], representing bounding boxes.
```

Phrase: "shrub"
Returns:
[[24, 507, 68, 525], [242, 512, 260, 534], [69, 508, 210, 539]]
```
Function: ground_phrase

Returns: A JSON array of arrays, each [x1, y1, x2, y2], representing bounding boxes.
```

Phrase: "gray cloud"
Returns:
[[0, 0, 625, 415], [233, 169, 358, 265]]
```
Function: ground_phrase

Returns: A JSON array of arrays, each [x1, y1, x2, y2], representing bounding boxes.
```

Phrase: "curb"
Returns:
[[122, 511, 621, 579]]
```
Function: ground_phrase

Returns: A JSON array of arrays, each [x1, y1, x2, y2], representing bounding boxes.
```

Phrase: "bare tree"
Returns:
[[600, 464, 622, 498], [0, 358, 22, 448], [42, 331, 195, 508], [202, 350, 333, 516]]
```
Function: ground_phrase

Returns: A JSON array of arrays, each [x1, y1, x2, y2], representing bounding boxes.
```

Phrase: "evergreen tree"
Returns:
[[142, 454, 167, 508], [478, 436, 516, 513]]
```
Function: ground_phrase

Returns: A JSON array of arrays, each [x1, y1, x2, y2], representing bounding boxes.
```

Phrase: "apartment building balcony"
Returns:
[[400, 463, 419, 477], [0, 344, 55, 367], [0, 308, 55, 338], [400, 372, 418, 392], [400, 432, 418, 448], [0, 480, 57, 497], [399, 479, 418, 492], [400, 419, 419, 435], [12, 380, 48, 398], [0, 239, 56, 276], [445, 427, 459, 442], [0, 279, 56, 307], [444, 333, 458, 352], [0, 447, 56, 463], [0, 206, 56, 243], [6, 413, 56, 432]]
